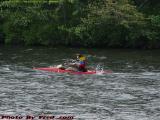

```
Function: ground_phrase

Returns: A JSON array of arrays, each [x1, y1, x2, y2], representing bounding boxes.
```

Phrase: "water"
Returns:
[[0, 46, 160, 120]]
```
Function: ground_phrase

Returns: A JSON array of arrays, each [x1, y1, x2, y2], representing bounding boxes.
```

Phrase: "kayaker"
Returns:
[[76, 53, 87, 72], [67, 53, 87, 72], [57, 53, 87, 72]]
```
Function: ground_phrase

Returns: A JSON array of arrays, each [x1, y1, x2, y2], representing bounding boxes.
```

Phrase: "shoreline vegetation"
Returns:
[[0, 0, 159, 49]]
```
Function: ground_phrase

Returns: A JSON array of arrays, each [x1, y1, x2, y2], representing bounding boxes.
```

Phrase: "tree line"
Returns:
[[0, 0, 159, 48]]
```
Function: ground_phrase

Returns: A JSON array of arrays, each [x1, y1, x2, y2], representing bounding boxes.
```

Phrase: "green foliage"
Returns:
[[0, 0, 159, 48], [0, 14, 4, 43], [146, 15, 160, 48], [77, 0, 147, 48]]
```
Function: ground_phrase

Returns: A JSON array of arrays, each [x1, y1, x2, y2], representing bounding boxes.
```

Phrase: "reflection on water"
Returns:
[[0, 46, 160, 120]]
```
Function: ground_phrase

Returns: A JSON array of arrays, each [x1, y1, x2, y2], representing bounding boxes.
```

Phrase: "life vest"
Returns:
[[77, 54, 86, 70]]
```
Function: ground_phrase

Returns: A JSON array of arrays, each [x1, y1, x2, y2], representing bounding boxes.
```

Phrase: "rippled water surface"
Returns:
[[0, 46, 160, 120]]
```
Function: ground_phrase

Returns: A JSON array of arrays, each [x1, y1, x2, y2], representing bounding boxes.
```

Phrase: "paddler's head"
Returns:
[[76, 53, 86, 61]]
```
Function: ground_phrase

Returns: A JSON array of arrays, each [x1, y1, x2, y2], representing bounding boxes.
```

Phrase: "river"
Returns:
[[0, 46, 160, 120]]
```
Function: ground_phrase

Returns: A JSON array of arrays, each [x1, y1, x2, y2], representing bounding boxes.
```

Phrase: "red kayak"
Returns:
[[33, 67, 112, 75]]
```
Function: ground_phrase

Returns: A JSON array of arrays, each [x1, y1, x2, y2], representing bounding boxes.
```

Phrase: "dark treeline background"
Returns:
[[0, 0, 159, 49]]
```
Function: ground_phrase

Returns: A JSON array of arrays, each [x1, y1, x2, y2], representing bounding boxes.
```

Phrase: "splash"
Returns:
[[95, 64, 104, 74]]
